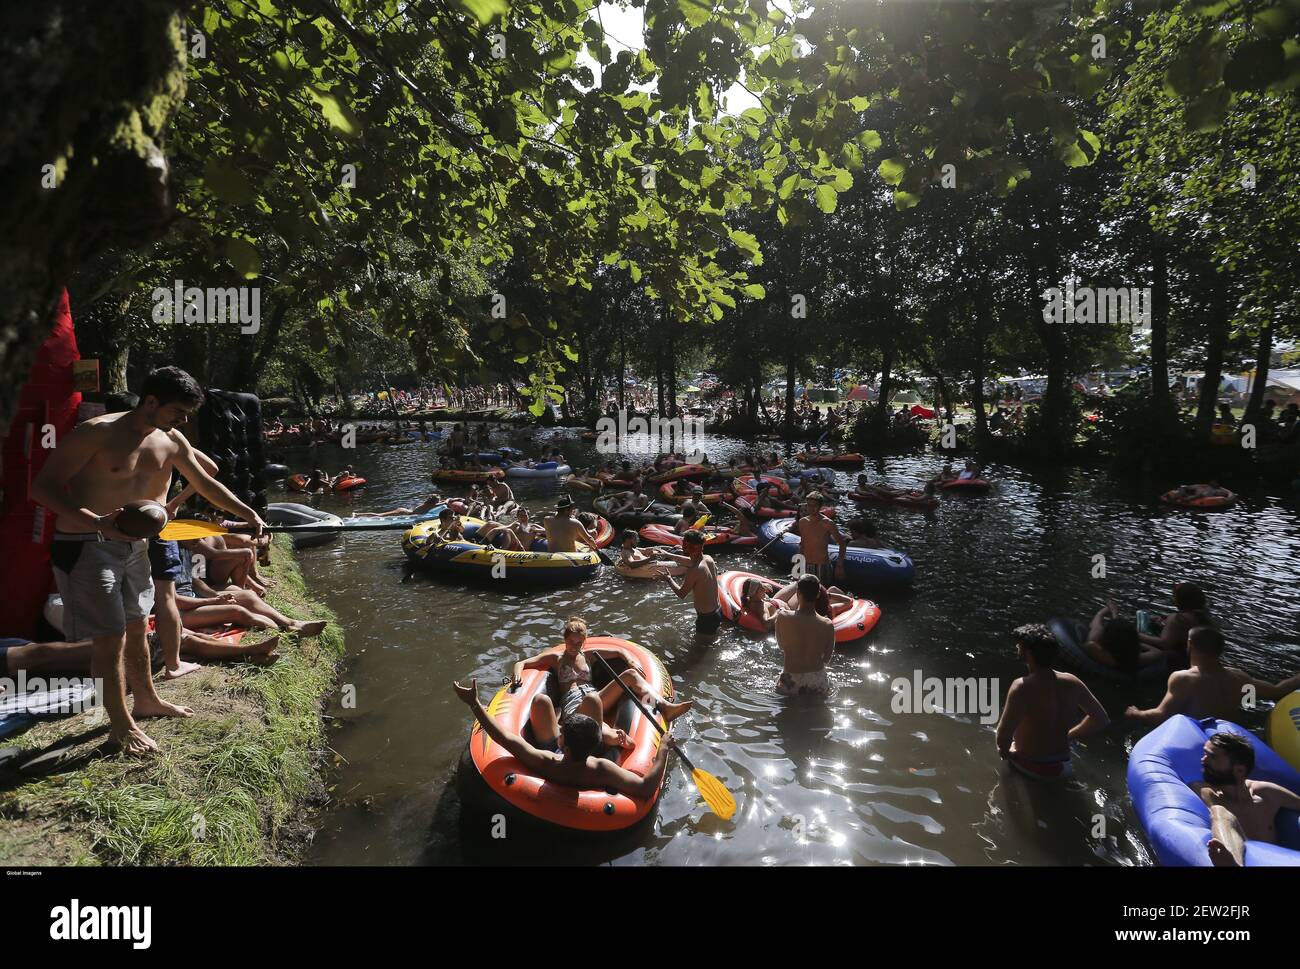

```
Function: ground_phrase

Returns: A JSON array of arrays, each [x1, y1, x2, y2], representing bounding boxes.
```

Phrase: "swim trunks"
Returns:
[[148, 538, 185, 583], [695, 609, 722, 633], [776, 669, 832, 697], [1009, 752, 1074, 780], [805, 561, 832, 584], [175, 546, 196, 597], [561, 683, 597, 719], [49, 533, 154, 640]]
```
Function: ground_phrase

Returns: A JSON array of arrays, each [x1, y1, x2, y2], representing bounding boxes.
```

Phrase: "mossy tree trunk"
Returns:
[[0, 1, 189, 425]]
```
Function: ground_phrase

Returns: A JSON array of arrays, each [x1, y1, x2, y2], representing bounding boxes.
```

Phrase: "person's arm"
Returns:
[[576, 523, 600, 551], [170, 434, 265, 530], [609, 732, 674, 799], [995, 680, 1023, 758], [512, 651, 554, 683], [1256, 781, 1300, 814], [667, 564, 698, 599], [1142, 615, 1184, 652], [167, 448, 222, 515], [1068, 678, 1111, 739], [1125, 672, 1191, 725], [29, 422, 133, 537], [821, 622, 836, 664], [1245, 671, 1300, 703], [453, 680, 555, 774]]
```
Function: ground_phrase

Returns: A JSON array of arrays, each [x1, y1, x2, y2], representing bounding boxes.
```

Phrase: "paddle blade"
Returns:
[[158, 519, 228, 541], [691, 766, 737, 821]]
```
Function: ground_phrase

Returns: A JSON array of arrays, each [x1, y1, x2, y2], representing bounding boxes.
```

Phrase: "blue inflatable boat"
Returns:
[[1128, 715, 1300, 866], [757, 518, 914, 585]]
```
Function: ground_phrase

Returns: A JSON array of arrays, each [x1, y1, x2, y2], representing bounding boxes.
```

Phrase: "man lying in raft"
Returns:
[[854, 475, 938, 504], [795, 493, 847, 584], [1125, 626, 1300, 728], [1189, 731, 1300, 867], [657, 529, 722, 634], [750, 480, 796, 514], [542, 496, 602, 553], [1168, 481, 1233, 502], [509, 618, 693, 752], [995, 624, 1110, 779], [774, 574, 836, 697]]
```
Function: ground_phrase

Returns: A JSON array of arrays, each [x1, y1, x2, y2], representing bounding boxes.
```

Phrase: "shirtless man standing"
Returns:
[[542, 496, 601, 553], [1191, 731, 1300, 866], [794, 493, 846, 584], [658, 530, 721, 634], [31, 367, 266, 755], [774, 574, 836, 697], [1125, 626, 1300, 727], [995, 623, 1110, 779]]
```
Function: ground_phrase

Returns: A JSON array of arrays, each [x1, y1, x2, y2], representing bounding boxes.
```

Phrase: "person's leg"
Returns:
[[89, 630, 156, 753], [212, 587, 324, 634], [181, 603, 278, 631], [1207, 805, 1247, 867], [4, 639, 93, 676], [528, 695, 560, 745], [179, 630, 279, 661], [153, 580, 201, 680], [124, 614, 193, 722], [598, 669, 692, 721]]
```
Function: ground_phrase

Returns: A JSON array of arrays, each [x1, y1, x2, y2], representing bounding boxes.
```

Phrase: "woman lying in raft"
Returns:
[[1081, 601, 1167, 672], [505, 618, 693, 753], [736, 575, 859, 633]]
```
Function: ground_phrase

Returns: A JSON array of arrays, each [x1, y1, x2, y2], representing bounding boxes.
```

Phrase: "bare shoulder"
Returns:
[[1248, 779, 1294, 802]]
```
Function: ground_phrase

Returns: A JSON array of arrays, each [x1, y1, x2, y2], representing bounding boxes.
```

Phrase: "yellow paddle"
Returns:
[[592, 652, 736, 821], [158, 517, 418, 540]]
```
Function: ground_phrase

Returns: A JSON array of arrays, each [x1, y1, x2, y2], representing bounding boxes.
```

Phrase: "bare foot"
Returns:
[[132, 697, 194, 720], [658, 698, 694, 722], [1207, 838, 1241, 867], [245, 635, 279, 656], [162, 660, 203, 681], [292, 620, 328, 637], [108, 724, 160, 757]]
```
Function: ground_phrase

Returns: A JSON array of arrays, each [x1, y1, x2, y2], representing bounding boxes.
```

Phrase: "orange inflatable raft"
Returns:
[[638, 523, 756, 547], [716, 570, 880, 644], [466, 637, 672, 832], [430, 468, 506, 484], [1160, 488, 1237, 510], [658, 481, 727, 505]]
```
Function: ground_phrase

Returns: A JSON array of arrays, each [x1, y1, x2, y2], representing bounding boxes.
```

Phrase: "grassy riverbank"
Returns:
[[0, 536, 342, 866]]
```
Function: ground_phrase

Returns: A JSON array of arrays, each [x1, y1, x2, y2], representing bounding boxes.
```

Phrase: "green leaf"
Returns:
[[678, 0, 713, 28], [225, 237, 261, 279], [815, 183, 837, 212], [878, 157, 906, 185], [202, 158, 256, 205], [741, 283, 766, 299], [307, 87, 362, 137], [455, 0, 509, 25], [1184, 86, 1231, 132]]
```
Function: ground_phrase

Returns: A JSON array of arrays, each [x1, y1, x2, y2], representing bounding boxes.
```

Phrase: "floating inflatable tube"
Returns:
[[505, 462, 573, 478], [1047, 617, 1167, 683], [430, 468, 506, 483], [464, 637, 671, 832], [647, 463, 711, 485], [333, 475, 367, 492], [593, 494, 680, 527], [1268, 691, 1300, 773], [265, 502, 345, 549], [796, 452, 864, 468], [757, 518, 914, 586], [638, 523, 755, 548], [565, 475, 604, 492], [849, 489, 938, 511], [1128, 715, 1300, 866], [940, 478, 992, 493], [732, 475, 791, 497], [529, 515, 615, 550], [732, 494, 838, 520], [658, 483, 727, 505], [263, 463, 290, 481], [1160, 489, 1237, 509], [403, 518, 600, 586], [717, 570, 880, 644]]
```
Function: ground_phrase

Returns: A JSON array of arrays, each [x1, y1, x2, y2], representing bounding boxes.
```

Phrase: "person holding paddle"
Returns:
[[31, 367, 266, 757]]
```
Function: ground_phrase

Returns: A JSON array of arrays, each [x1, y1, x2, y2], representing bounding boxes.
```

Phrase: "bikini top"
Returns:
[[556, 655, 591, 687]]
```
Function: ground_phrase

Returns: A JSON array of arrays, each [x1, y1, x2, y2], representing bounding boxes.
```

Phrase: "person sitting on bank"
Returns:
[[774, 574, 836, 697], [1081, 601, 1166, 672], [1191, 730, 1300, 866], [995, 623, 1110, 779], [1125, 626, 1300, 727]]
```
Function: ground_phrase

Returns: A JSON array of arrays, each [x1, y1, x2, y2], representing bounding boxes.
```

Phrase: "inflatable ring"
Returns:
[[333, 475, 367, 492], [1128, 716, 1300, 866], [637, 523, 755, 547], [849, 489, 938, 511], [1047, 617, 1167, 683], [464, 637, 672, 831], [795, 451, 865, 468], [647, 463, 712, 486], [658, 482, 727, 505], [939, 478, 992, 493], [593, 494, 681, 527], [505, 462, 573, 478], [757, 518, 914, 586], [1268, 690, 1300, 774], [403, 518, 600, 586], [717, 570, 880, 644], [1159, 488, 1237, 509], [732, 475, 791, 498], [430, 468, 506, 484]]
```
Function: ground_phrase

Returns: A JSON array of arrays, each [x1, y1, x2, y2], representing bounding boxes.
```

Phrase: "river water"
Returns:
[[278, 426, 1299, 866]]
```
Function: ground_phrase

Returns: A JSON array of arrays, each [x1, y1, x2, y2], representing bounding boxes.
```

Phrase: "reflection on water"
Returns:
[[286, 428, 1300, 866]]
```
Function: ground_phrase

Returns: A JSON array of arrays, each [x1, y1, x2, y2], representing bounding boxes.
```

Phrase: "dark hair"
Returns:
[[796, 573, 821, 601], [1188, 625, 1224, 657], [618, 529, 638, 546], [103, 391, 139, 413], [140, 366, 204, 408], [682, 528, 706, 547], [848, 517, 876, 537], [1173, 582, 1208, 612], [562, 713, 602, 758], [1098, 618, 1140, 671], [1207, 731, 1254, 775], [1013, 623, 1058, 667]]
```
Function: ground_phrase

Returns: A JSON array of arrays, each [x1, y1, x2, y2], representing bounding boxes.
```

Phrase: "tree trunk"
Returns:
[[972, 285, 990, 442], [784, 344, 797, 433], [667, 325, 677, 419], [874, 347, 893, 439], [1243, 319, 1273, 424], [617, 320, 626, 411], [1150, 238, 1170, 406], [1194, 276, 1230, 442]]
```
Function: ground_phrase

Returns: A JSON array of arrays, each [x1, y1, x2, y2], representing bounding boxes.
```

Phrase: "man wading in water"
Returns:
[[795, 492, 846, 584], [656, 530, 721, 634], [32, 367, 267, 756], [774, 574, 835, 697], [542, 496, 601, 553]]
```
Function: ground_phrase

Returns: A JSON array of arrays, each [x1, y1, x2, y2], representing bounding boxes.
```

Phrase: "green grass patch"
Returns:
[[0, 536, 343, 866]]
